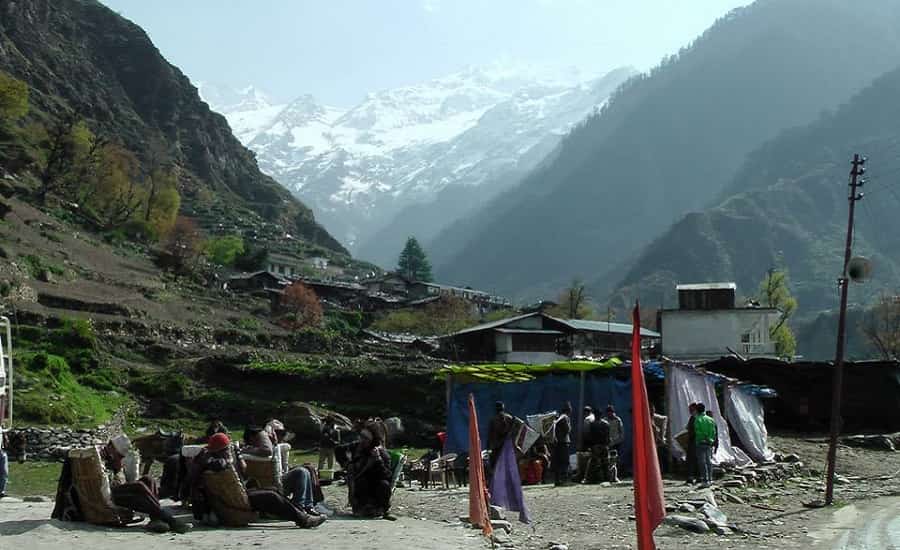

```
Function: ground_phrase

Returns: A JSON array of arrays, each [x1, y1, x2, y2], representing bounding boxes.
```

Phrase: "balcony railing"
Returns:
[[740, 342, 776, 355]]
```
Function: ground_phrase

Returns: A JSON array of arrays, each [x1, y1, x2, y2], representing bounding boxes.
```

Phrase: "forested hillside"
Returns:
[[429, 0, 900, 300], [611, 64, 900, 318], [0, 0, 344, 253]]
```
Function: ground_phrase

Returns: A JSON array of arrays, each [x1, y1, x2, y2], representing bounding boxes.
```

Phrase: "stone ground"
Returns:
[[3, 434, 900, 549]]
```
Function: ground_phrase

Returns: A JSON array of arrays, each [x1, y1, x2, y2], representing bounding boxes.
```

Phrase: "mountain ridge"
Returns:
[[607, 63, 900, 317], [207, 66, 636, 264], [0, 0, 346, 254], [427, 0, 900, 301]]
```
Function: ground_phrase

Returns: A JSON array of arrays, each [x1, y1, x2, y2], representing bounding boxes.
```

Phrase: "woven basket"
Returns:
[[242, 453, 282, 491], [68, 447, 132, 526], [203, 467, 257, 527]]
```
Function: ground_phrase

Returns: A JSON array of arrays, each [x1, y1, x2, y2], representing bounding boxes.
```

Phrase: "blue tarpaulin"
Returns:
[[446, 371, 634, 470]]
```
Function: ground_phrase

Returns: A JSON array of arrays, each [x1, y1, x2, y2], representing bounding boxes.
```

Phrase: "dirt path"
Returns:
[[807, 496, 900, 549], [0, 498, 487, 550]]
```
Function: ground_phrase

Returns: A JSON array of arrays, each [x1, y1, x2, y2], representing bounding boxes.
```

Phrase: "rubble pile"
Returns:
[[665, 488, 734, 536]]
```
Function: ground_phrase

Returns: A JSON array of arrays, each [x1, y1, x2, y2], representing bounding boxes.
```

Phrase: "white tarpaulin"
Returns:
[[527, 412, 557, 442], [724, 386, 775, 463], [666, 366, 753, 467]]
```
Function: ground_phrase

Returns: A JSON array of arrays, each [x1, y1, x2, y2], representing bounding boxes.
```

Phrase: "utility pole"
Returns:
[[824, 153, 866, 505]]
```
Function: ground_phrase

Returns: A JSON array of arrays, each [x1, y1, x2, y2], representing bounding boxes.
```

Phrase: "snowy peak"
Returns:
[[205, 65, 636, 258]]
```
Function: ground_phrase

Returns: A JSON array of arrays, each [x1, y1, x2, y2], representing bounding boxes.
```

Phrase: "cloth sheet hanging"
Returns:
[[724, 385, 775, 463], [666, 366, 752, 467]]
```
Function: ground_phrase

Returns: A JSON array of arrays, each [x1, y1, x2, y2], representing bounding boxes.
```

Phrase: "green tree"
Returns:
[[397, 236, 433, 282], [0, 71, 28, 130], [85, 143, 143, 229], [205, 235, 245, 267], [141, 168, 181, 239], [33, 114, 95, 203], [757, 268, 798, 358]]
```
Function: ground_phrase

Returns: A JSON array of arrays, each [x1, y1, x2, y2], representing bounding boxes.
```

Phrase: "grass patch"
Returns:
[[20, 253, 65, 278], [7, 461, 62, 497], [246, 360, 318, 376], [233, 317, 261, 331], [15, 352, 127, 426]]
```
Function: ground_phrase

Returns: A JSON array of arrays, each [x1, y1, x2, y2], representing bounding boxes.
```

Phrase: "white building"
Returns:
[[660, 282, 781, 362]]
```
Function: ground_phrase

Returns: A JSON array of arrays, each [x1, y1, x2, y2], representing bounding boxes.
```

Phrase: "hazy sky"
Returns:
[[101, 0, 751, 106]]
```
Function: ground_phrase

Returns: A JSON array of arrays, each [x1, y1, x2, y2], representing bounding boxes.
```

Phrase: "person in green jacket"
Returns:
[[693, 403, 718, 488]]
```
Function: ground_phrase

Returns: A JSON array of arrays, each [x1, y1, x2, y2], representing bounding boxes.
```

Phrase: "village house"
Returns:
[[224, 271, 286, 293], [407, 281, 512, 315], [659, 282, 781, 362], [363, 273, 413, 297], [441, 311, 660, 364], [267, 252, 305, 279]]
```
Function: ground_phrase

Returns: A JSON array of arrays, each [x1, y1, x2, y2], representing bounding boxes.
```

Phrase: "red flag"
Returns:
[[631, 303, 666, 550], [468, 394, 493, 538]]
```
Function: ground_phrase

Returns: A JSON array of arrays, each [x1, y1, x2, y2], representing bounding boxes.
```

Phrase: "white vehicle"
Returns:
[[0, 315, 11, 429]]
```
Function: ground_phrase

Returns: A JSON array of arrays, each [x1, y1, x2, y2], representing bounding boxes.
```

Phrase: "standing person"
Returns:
[[650, 404, 669, 473], [693, 403, 718, 488], [553, 402, 573, 487], [574, 406, 595, 483], [604, 405, 624, 483], [585, 412, 611, 483], [685, 403, 699, 484], [319, 416, 341, 471], [487, 401, 514, 473], [0, 424, 8, 498]]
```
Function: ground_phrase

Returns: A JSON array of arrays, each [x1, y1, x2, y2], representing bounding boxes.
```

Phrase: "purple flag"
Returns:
[[490, 437, 531, 524]]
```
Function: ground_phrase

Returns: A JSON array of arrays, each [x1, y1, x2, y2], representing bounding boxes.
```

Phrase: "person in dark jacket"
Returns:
[[346, 424, 395, 519], [487, 401, 514, 473], [553, 402, 573, 487], [685, 403, 698, 484]]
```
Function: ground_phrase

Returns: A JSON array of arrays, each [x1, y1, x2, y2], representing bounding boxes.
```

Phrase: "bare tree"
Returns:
[[549, 278, 592, 319], [860, 293, 900, 360]]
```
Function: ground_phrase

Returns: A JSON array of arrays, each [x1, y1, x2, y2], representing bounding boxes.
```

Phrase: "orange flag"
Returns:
[[632, 303, 666, 550], [468, 393, 493, 538]]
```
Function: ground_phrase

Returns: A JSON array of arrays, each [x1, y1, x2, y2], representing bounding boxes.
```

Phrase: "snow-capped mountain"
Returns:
[[204, 66, 635, 265]]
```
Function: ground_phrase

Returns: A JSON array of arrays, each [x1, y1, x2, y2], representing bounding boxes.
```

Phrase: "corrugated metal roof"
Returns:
[[444, 312, 542, 337], [676, 282, 736, 291], [495, 328, 564, 335], [553, 317, 661, 338]]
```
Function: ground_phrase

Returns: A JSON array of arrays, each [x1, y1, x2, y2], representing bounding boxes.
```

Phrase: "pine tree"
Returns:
[[397, 236, 433, 282]]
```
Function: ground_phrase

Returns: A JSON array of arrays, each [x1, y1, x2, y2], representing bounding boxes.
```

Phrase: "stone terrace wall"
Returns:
[[9, 426, 114, 460]]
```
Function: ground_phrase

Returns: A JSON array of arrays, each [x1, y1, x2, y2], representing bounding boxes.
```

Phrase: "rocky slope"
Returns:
[[610, 64, 900, 322], [208, 66, 634, 264], [0, 0, 345, 254], [427, 0, 900, 300]]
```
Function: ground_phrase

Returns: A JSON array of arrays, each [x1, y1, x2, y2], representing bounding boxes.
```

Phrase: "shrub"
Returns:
[[279, 282, 323, 329], [205, 235, 244, 267]]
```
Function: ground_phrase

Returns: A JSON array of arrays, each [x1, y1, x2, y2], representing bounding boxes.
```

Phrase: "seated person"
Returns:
[[189, 433, 325, 528], [344, 424, 394, 519], [282, 465, 323, 514], [93, 435, 191, 533], [242, 425, 274, 458]]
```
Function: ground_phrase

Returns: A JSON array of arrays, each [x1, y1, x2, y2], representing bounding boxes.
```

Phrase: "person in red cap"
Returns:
[[189, 433, 325, 528]]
